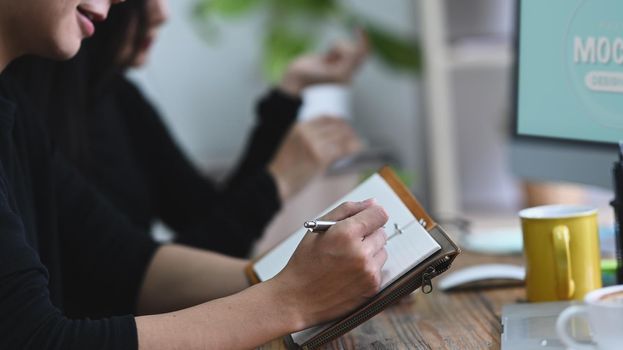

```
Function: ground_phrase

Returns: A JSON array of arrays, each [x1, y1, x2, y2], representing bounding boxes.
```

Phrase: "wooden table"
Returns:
[[260, 252, 525, 350]]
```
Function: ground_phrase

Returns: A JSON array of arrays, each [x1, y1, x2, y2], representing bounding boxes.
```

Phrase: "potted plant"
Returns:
[[193, 0, 422, 81]]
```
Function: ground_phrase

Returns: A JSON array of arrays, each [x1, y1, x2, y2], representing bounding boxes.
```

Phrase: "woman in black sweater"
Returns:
[[0, 0, 389, 348], [13, 0, 367, 258]]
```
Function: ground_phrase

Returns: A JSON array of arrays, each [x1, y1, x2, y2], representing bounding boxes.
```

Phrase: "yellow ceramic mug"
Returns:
[[519, 205, 602, 302]]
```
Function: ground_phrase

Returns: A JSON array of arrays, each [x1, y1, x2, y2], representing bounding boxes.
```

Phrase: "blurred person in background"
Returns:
[[8, 0, 367, 257]]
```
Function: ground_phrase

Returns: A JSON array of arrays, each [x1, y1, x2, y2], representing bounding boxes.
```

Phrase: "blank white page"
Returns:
[[252, 173, 441, 345]]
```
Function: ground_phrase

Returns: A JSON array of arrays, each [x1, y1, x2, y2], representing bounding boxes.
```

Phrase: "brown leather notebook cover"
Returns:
[[245, 166, 461, 349]]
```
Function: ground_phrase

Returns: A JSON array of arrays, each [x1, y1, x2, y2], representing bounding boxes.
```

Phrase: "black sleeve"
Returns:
[[52, 153, 159, 319], [120, 82, 301, 257], [0, 162, 153, 350], [225, 88, 301, 186]]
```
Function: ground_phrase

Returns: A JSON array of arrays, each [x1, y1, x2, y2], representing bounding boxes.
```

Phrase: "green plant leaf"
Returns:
[[267, 0, 338, 16], [194, 0, 260, 19], [191, 0, 422, 77], [263, 27, 314, 82], [364, 23, 422, 74]]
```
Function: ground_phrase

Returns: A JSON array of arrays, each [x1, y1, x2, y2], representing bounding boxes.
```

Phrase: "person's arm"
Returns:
[[225, 89, 301, 186], [117, 34, 368, 252], [52, 148, 267, 331], [117, 80, 282, 257], [267, 116, 362, 200], [118, 79, 353, 257], [0, 174, 140, 349], [55, 141, 289, 322], [0, 268, 141, 350], [255, 30, 371, 201], [135, 200, 389, 349], [136, 280, 297, 349], [136, 245, 249, 315], [228, 29, 370, 198], [0, 153, 260, 349], [51, 150, 160, 318], [3, 143, 387, 349]]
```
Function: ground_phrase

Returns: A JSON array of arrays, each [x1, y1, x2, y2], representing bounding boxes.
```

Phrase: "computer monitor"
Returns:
[[512, 0, 621, 190]]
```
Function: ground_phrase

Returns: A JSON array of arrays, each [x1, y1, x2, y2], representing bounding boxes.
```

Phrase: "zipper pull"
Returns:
[[422, 266, 436, 294]]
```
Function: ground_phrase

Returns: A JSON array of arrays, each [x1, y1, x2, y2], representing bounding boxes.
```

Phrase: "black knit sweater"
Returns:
[[67, 77, 301, 257]]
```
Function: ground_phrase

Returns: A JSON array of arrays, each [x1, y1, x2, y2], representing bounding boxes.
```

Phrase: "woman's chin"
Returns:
[[53, 48, 80, 61], [46, 38, 82, 61]]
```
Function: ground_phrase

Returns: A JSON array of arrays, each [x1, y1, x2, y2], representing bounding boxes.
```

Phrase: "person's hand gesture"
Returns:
[[268, 199, 388, 330], [268, 116, 363, 200], [280, 30, 369, 96]]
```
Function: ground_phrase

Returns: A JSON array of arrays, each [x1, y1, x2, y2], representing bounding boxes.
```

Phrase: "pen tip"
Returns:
[[303, 221, 316, 229]]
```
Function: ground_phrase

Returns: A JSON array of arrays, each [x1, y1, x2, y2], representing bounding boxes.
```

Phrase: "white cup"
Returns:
[[556, 285, 623, 349], [297, 83, 352, 121]]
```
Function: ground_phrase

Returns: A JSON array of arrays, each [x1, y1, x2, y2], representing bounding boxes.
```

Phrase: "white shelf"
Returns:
[[417, 0, 513, 216]]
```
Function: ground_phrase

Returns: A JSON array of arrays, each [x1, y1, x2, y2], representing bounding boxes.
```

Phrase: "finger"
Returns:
[[345, 134, 364, 154], [324, 46, 342, 64], [306, 117, 352, 135], [316, 122, 357, 142], [334, 40, 358, 56], [308, 116, 349, 127], [320, 199, 376, 222], [310, 126, 354, 146], [314, 124, 362, 154], [333, 39, 363, 68], [342, 204, 389, 238], [300, 119, 361, 163], [317, 134, 361, 162], [325, 40, 355, 59], [302, 132, 360, 167], [325, 41, 359, 71], [310, 136, 353, 162], [298, 117, 346, 135], [372, 246, 388, 270], [304, 123, 356, 146], [362, 228, 388, 257], [354, 28, 370, 62]]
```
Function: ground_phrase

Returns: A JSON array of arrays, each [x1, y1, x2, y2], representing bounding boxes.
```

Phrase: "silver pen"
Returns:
[[303, 220, 337, 232]]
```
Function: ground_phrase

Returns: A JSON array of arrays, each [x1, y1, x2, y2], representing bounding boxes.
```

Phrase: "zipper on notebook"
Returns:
[[422, 255, 454, 294], [421, 267, 435, 294], [301, 255, 454, 350]]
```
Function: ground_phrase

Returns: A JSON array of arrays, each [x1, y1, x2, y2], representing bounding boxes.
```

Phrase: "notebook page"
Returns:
[[252, 174, 442, 345]]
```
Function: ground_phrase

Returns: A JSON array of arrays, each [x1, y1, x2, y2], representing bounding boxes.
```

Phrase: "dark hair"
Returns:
[[6, 0, 148, 165]]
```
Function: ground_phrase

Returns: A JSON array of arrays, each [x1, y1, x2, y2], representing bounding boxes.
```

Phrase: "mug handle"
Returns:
[[552, 225, 575, 299], [556, 305, 596, 350]]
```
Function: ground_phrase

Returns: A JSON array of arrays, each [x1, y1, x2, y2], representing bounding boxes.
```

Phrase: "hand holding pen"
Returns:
[[272, 199, 389, 326]]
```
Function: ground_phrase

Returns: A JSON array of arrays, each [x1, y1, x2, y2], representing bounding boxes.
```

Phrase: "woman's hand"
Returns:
[[268, 200, 389, 329], [268, 116, 363, 201], [135, 201, 388, 349], [279, 30, 369, 97]]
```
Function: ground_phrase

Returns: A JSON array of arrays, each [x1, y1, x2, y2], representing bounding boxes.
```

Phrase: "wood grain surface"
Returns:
[[259, 252, 524, 350]]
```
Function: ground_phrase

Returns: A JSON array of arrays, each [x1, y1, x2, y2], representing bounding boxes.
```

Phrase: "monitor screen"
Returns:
[[517, 0, 623, 145]]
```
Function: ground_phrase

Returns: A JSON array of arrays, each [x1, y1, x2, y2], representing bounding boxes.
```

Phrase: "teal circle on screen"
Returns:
[[566, 0, 623, 129]]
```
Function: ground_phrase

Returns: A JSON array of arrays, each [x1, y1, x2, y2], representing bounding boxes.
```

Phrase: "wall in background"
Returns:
[[128, 0, 424, 192]]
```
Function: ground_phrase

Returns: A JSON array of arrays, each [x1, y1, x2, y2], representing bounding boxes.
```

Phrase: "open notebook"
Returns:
[[246, 167, 460, 349]]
